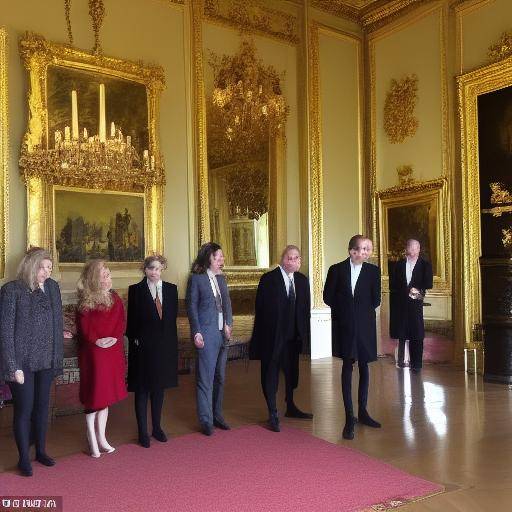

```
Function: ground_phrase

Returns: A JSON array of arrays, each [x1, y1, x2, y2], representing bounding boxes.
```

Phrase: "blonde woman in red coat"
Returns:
[[77, 259, 127, 458]]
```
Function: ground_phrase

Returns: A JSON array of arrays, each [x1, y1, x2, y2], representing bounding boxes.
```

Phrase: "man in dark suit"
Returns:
[[389, 239, 433, 371], [250, 245, 312, 432], [323, 235, 381, 440]]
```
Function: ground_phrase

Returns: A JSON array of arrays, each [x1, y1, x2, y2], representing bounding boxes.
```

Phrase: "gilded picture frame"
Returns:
[[0, 28, 8, 279], [377, 178, 448, 291], [18, 33, 165, 268], [457, 54, 512, 345]]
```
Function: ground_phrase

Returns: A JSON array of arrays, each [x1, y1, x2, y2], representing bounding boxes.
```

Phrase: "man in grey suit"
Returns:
[[186, 242, 233, 436]]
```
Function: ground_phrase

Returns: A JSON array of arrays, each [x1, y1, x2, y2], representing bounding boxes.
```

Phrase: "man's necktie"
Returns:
[[214, 279, 222, 313], [155, 288, 163, 320], [288, 275, 296, 303]]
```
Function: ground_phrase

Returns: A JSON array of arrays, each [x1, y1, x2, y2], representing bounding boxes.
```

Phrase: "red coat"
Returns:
[[77, 292, 128, 410]]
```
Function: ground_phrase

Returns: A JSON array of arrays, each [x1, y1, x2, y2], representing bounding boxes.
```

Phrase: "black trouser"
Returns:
[[341, 358, 369, 418], [398, 338, 423, 369], [261, 340, 298, 416], [134, 389, 164, 436], [8, 369, 54, 464]]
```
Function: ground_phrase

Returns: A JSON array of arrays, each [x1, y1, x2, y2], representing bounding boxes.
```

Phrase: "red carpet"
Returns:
[[0, 425, 442, 511]]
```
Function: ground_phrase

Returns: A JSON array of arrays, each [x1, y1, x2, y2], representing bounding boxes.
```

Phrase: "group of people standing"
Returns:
[[0, 235, 431, 477]]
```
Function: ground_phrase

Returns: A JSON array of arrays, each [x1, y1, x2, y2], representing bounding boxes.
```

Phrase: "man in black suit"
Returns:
[[250, 245, 313, 432], [389, 239, 433, 371], [323, 235, 381, 440]]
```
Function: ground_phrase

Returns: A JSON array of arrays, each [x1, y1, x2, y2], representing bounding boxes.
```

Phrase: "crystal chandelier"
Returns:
[[208, 39, 289, 165], [19, 83, 164, 190]]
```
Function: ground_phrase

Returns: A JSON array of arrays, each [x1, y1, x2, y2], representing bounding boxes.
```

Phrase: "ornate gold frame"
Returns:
[[190, 1, 289, 289], [377, 178, 448, 292], [19, 33, 165, 265], [457, 54, 512, 345], [0, 28, 8, 279]]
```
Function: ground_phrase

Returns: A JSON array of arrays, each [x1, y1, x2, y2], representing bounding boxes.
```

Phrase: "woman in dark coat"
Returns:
[[77, 259, 127, 458], [126, 255, 178, 447], [0, 247, 68, 476]]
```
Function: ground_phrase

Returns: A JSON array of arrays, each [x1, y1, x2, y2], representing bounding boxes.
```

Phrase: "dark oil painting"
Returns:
[[55, 189, 144, 263], [387, 200, 437, 276], [47, 65, 149, 155], [478, 85, 512, 257]]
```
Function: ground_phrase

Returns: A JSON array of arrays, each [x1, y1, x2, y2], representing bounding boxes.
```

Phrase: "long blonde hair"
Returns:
[[17, 247, 52, 291], [77, 259, 113, 311]]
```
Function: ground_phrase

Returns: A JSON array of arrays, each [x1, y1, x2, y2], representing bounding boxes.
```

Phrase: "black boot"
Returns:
[[358, 409, 381, 428], [342, 415, 357, 440], [285, 402, 313, 419]]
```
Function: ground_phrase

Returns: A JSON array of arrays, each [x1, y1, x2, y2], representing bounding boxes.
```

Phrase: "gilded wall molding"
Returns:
[[307, 22, 325, 309], [361, 0, 433, 32], [191, 0, 211, 245], [457, 55, 512, 345], [383, 74, 419, 144], [204, 0, 300, 45], [0, 28, 8, 278]]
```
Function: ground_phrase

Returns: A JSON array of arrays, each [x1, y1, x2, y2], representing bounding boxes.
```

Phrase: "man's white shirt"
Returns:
[[350, 260, 362, 296], [406, 258, 417, 286], [279, 265, 295, 297]]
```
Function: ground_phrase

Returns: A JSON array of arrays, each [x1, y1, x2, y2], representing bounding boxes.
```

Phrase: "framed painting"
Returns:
[[0, 28, 7, 278], [18, 33, 165, 268], [54, 187, 145, 265], [377, 178, 447, 287]]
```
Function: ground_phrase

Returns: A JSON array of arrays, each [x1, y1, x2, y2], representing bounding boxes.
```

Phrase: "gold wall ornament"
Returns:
[[397, 164, 414, 186], [457, 54, 512, 347], [502, 227, 512, 249], [488, 30, 512, 63], [204, 0, 299, 45], [19, 32, 165, 261], [383, 74, 419, 144], [0, 28, 8, 278], [490, 182, 512, 205], [64, 0, 73, 46], [88, 0, 105, 55]]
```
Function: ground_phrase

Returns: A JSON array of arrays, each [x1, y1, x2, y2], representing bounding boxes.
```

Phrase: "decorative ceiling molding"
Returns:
[[310, 1, 360, 23], [310, 0, 436, 32], [204, 0, 300, 45]]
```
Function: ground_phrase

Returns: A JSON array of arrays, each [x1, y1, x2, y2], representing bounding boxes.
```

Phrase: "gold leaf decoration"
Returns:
[[490, 182, 512, 205], [397, 164, 414, 186], [384, 74, 419, 144], [488, 31, 512, 63]]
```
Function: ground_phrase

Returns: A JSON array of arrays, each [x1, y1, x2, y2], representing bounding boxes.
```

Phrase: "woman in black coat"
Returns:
[[126, 255, 179, 447]]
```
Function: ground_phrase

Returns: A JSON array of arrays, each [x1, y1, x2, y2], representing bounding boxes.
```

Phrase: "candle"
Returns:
[[71, 90, 79, 140], [151, 155, 155, 170], [99, 84, 106, 142], [83, 128, 88, 140], [111, 121, 115, 138], [64, 126, 70, 141], [126, 136, 131, 147], [143, 149, 149, 162]]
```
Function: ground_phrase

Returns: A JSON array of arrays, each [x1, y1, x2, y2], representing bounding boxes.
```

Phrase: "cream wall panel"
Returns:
[[202, 22, 301, 249], [1, 0, 190, 294], [319, 31, 361, 272], [460, 0, 512, 73], [374, 9, 443, 190]]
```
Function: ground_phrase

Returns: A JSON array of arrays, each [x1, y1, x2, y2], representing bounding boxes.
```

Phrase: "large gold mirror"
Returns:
[[204, 39, 288, 271]]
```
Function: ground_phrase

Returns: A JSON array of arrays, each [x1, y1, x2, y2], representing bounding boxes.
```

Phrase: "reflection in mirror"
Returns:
[[206, 39, 288, 267]]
